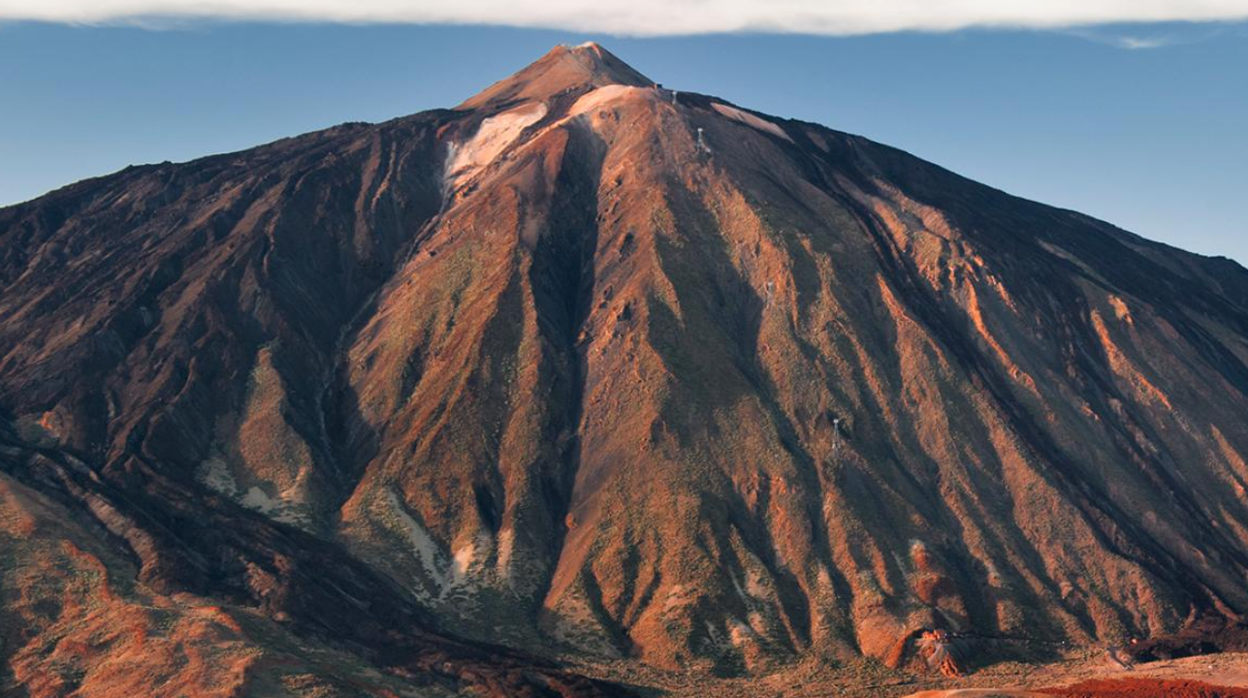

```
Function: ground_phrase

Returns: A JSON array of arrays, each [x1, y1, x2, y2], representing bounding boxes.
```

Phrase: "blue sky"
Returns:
[[0, 20, 1245, 262]]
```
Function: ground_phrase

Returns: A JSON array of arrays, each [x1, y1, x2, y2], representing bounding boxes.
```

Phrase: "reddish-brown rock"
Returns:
[[4, 43, 1248, 694], [1043, 678, 1248, 698]]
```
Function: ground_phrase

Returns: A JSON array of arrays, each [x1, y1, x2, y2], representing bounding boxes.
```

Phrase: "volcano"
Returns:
[[4, 43, 1248, 696]]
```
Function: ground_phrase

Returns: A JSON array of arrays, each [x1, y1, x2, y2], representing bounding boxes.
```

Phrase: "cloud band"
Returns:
[[4, 0, 1248, 35]]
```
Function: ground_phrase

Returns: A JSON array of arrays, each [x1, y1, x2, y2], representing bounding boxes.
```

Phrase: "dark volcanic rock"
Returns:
[[3, 43, 1248, 694]]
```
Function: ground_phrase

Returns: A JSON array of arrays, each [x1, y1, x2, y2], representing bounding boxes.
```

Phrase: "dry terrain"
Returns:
[[3, 43, 1248, 696]]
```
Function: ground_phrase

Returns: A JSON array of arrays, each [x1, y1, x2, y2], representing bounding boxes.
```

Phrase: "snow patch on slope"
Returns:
[[449, 535, 482, 587], [384, 489, 497, 602], [568, 84, 650, 117], [199, 455, 236, 493], [386, 490, 449, 600], [196, 454, 312, 528], [712, 102, 792, 142], [445, 102, 547, 191]]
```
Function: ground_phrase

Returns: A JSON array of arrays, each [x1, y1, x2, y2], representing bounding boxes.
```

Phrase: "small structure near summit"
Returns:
[[696, 126, 711, 155]]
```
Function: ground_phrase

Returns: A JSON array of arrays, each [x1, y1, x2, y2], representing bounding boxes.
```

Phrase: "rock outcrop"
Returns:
[[3, 43, 1248, 693]]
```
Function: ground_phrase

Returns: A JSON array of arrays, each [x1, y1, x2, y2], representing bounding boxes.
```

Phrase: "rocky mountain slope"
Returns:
[[3, 43, 1248, 695]]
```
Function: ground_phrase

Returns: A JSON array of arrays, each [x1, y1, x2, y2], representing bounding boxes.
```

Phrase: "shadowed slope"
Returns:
[[3, 43, 1248, 694]]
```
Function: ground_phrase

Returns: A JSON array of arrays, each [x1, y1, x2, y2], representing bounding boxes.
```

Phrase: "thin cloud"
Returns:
[[1115, 36, 1172, 49], [1067, 31, 1175, 49], [5, 1, 1248, 36], [1067, 23, 1232, 49]]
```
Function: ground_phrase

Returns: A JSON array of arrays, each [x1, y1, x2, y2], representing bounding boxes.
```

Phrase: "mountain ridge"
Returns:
[[3, 44, 1248, 697]]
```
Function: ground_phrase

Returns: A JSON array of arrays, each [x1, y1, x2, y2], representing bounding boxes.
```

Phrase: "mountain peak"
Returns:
[[8, 35, 1248, 698], [459, 42, 653, 109]]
